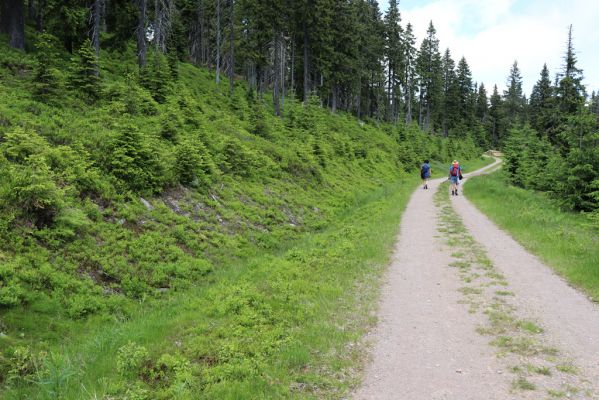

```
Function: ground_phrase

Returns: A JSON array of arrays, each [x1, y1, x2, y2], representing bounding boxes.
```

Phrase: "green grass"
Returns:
[[0, 177, 415, 399], [0, 36, 487, 399], [465, 171, 599, 301], [512, 376, 536, 391]]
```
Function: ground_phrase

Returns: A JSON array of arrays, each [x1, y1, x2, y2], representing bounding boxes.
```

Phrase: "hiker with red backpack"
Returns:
[[449, 160, 463, 196]]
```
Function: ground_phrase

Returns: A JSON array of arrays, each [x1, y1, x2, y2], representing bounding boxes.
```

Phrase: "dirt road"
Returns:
[[353, 159, 599, 400]]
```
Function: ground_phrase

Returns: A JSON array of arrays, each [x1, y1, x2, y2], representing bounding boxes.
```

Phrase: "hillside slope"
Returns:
[[0, 39, 482, 398]]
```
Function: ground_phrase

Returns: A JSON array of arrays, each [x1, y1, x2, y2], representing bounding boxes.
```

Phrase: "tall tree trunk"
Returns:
[[273, 30, 281, 116], [91, 0, 101, 76], [331, 84, 338, 113], [280, 32, 286, 111], [192, 0, 207, 65], [425, 104, 431, 131], [101, 0, 107, 32], [154, 0, 160, 53], [228, 0, 234, 95], [136, 0, 147, 68], [302, 22, 309, 102], [36, 0, 44, 31], [1, 0, 25, 50], [0, 2, 7, 34], [290, 40, 295, 95], [215, 0, 221, 84], [405, 78, 413, 124], [387, 71, 393, 122], [28, 0, 36, 22], [418, 91, 424, 127]]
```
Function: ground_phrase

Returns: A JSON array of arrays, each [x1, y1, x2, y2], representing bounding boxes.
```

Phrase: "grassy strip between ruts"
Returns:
[[1, 177, 414, 400], [435, 180, 593, 397], [464, 170, 599, 302]]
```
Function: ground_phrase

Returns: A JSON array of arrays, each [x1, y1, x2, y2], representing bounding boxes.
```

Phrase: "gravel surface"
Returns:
[[353, 159, 599, 399]]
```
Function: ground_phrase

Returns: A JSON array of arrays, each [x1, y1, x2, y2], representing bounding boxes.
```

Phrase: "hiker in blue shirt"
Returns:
[[420, 160, 432, 189], [449, 160, 462, 196]]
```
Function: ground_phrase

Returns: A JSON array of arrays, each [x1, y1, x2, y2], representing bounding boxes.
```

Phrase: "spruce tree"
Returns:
[[455, 56, 474, 131], [476, 83, 488, 123], [384, 0, 404, 123], [529, 63, 556, 137], [556, 25, 585, 115], [503, 60, 525, 129], [33, 32, 61, 100], [440, 48, 457, 136], [488, 84, 503, 148], [403, 23, 417, 124], [70, 38, 101, 102], [415, 21, 443, 132]]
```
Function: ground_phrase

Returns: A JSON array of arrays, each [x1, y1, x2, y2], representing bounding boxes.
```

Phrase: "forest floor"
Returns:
[[353, 158, 599, 400]]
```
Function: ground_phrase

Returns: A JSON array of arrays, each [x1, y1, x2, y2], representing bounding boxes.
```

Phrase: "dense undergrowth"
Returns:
[[465, 171, 599, 302], [0, 37, 482, 398]]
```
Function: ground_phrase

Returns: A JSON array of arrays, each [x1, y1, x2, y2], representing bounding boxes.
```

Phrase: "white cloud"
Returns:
[[384, 0, 599, 96]]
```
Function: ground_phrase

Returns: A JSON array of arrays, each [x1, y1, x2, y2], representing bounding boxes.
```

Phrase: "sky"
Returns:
[[377, 0, 599, 97]]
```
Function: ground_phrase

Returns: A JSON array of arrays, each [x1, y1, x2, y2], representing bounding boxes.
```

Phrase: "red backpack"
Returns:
[[450, 163, 459, 176]]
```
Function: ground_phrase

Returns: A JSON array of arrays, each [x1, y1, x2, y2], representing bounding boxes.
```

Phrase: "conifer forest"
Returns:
[[0, 0, 597, 398]]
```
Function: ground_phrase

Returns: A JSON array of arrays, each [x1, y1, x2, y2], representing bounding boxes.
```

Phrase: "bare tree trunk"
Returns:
[[154, 0, 170, 54], [228, 0, 234, 95], [290, 39, 294, 95], [136, 0, 147, 68], [331, 84, 338, 113], [273, 31, 281, 116], [36, 0, 44, 31], [281, 33, 286, 111], [101, 0, 107, 32], [1, 0, 25, 50], [356, 76, 362, 119], [28, 0, 35, 21], [418, 89, 424, 127], [303, 22, 309, 102], [215, 0, 221, 84], [405, 84, 412, 124], [191, 0, 208, 65], [425, 104, 430, 131], [387, 70, 393, 122], [91, 0, 101, 76]]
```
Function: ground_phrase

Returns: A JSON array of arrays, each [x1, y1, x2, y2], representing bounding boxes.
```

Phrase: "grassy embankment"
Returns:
[[0, 38, 487, 398], [465, 171, 599, 302], [2, 179, 415, 399]]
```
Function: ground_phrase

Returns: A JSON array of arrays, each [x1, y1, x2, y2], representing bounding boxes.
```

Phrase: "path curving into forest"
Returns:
[[353, 158, 599, 400]]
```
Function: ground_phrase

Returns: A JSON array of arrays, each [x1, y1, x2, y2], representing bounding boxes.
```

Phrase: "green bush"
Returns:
[[104, 77, 159, 116], [175, 139, 214, 186], [1, 156, 65, 227], [33, 33, 62, 101], [116, 342, 150, 377], [69, 38, 100, 102], [109, 125, 165, 193], [6, 346, 46, 385], [160, 105, 184, 142]]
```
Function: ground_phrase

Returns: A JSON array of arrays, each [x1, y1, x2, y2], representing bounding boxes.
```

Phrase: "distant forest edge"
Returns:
[[1, 0, 597, 212]]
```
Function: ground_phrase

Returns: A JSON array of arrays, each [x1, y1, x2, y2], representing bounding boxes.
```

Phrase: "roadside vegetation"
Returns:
[[465, 171, 599, 302], [0, 36, 483, 398]]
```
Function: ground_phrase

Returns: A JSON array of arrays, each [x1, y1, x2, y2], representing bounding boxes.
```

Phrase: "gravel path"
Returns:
[[353, 159, 599, 399]]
